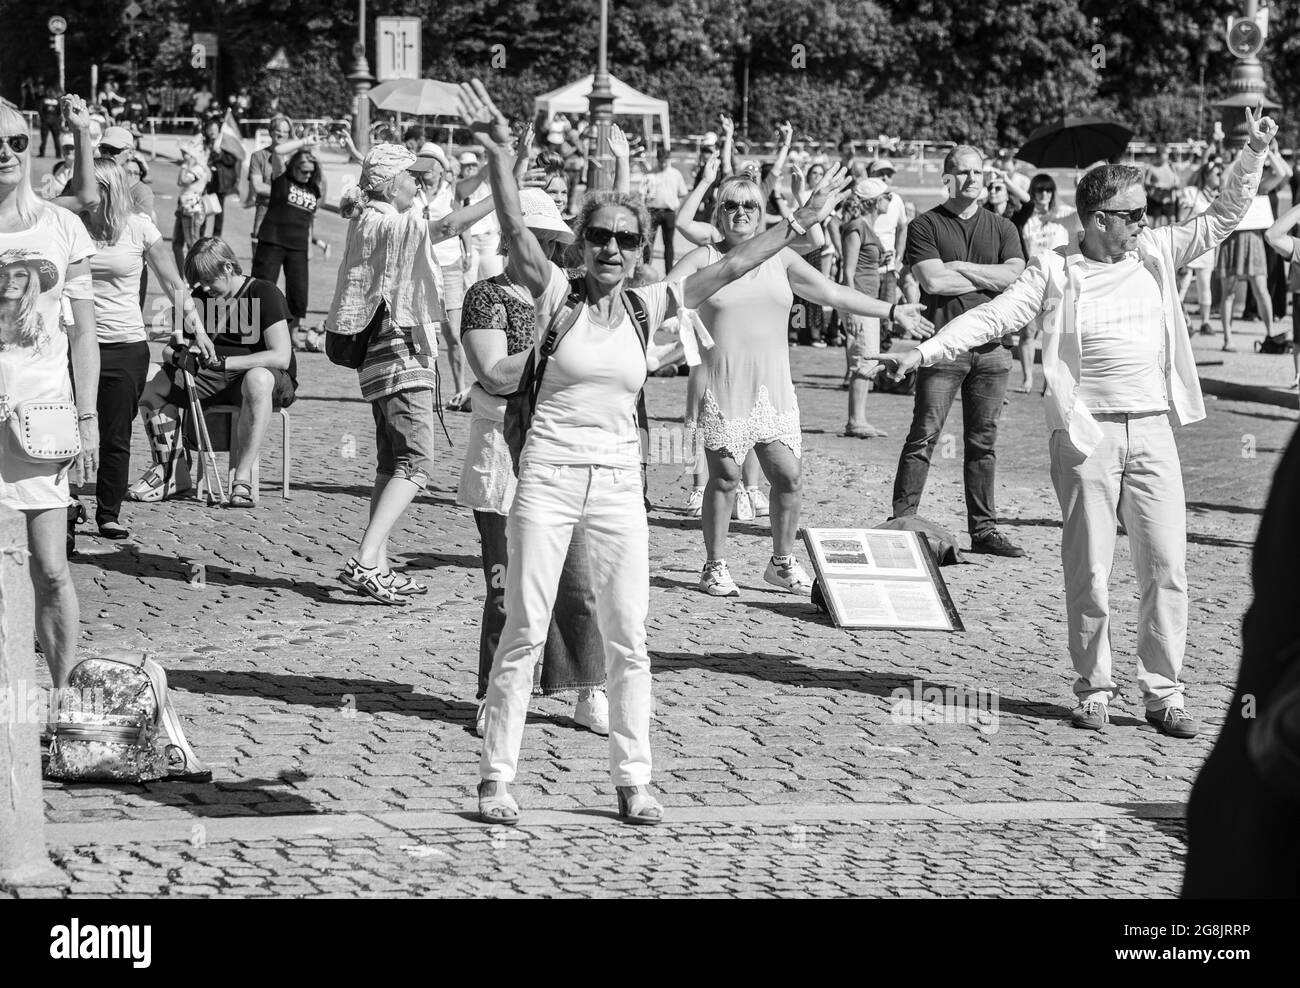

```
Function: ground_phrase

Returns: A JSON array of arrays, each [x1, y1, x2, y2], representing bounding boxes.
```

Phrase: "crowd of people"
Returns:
[[2, 81, 1298, 834]]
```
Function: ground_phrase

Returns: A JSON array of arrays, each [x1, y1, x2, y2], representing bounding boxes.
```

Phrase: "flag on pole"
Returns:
[[220, 108, 246, 162]]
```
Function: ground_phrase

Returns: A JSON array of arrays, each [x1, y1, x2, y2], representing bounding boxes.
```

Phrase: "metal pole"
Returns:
[[586, 0, 614, 192], [348, 0, 374, 152]]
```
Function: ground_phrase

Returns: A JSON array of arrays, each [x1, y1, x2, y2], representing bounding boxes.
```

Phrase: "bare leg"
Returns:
[[702, 447, 742, 562], [27, 506, 79, 686], [357, 477, 421, 569], [1250, 274, 1274, 338], [1221, 274, 1240, 348], [752, 440, 802, 558], [440, 308, 466, 396], [233, 368, 275, 485]]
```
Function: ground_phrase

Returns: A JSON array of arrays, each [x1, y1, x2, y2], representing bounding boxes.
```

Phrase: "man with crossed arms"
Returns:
[[880, 107, 1279, 739]]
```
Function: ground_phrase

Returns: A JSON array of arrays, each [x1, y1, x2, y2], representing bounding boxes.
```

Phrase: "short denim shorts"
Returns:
[[372, 387, 435, 488]]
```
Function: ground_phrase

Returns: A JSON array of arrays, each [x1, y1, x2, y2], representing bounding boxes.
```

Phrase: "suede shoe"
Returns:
[[1070, 700, 1109, 731], [1145, 706, 1201, 739]]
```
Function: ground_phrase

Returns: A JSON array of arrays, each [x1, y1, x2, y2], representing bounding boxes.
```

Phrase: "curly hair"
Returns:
[[563, 190, 649, 268]]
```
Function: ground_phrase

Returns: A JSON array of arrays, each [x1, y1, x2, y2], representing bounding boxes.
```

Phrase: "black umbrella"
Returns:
[[1016, 116, 1133, 168]]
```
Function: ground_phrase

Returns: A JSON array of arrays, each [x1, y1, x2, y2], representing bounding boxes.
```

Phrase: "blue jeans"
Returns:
[[891, 343, 1011, 536]]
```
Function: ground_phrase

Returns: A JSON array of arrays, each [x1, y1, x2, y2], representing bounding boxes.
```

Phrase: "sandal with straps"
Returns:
[[339, 557, 409, 606], [226, 481, 255, 508], [387, 571, 429, 595], [478, 780, 520, 826], [616, 785, 664, 826]]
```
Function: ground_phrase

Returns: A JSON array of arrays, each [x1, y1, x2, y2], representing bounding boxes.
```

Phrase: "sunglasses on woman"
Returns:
[[720, 199, 760, 214], [1, 134, 30, 153], [583, 226, 640, 251]]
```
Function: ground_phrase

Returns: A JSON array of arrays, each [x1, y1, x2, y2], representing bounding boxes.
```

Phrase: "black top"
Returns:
[[257, 174, 320, 252], [205, 144, 240, 197], [194, 276, 298, 384], [904, 203, 1025, 342]]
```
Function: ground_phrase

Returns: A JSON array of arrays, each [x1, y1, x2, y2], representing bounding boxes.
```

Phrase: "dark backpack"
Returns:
[[504, 275, 652, 476], [1256, 333, 1294, 356]]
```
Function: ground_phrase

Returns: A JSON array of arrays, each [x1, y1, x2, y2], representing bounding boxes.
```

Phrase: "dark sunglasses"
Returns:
[[1, 134, 30, 153], [720, 199, 760, 214], [1032, 186, 1054, 195], [1097, 205, 1146, 224], [98, 144, 128, 156], [583, 226, 640, 251]]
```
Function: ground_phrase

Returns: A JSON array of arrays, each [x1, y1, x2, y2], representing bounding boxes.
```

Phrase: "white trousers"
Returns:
[[1049, 412, 1188, 710], [480, 457, 652, 785]]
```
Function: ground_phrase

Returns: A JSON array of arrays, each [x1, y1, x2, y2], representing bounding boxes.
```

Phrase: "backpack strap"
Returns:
[[620, 289, 651, 352]]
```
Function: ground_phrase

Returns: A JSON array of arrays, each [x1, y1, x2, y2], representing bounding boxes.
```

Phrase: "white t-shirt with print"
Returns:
[[418, 186, 464, 269], [86, 213, 162, 344], [525, 265, 669, 469], [0, 204, 96, 509]]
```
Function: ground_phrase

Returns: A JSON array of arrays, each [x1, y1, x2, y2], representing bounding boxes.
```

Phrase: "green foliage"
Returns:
[[1, 0, 1297, 149]]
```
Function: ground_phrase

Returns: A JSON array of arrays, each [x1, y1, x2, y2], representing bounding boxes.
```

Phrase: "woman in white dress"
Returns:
[[1178, 160, 1222, 339], [670, 174, 931, 598], [0, 100, 100, 686]]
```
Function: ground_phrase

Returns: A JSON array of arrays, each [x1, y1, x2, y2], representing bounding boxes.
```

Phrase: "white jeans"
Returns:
[[1049, 412, 1188, 711], [480, 457, 652, 785]]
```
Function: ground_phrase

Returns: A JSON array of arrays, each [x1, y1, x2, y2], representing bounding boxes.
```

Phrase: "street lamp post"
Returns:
[[347, 0, 374, 152], [586, 0, 614, 192], [1215, 0, 1280, 150]]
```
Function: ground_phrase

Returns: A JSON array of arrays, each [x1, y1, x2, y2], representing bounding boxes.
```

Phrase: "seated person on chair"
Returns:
[[132, 237, 296, 507]]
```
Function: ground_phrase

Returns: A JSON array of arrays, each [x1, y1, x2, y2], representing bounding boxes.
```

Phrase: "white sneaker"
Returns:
[[764, 556, 813, 594], [574, 689, 610, 735], [733, 488, 755, 521], [684, 487, 704, 518], [749, 487, 770, 518], [699, 560, 740, 597]]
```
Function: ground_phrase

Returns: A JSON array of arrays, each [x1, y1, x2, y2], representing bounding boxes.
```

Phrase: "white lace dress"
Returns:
[[686, 245, 800, 462]]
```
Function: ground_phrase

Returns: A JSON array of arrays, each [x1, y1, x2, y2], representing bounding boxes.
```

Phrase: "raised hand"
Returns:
[[608, 123, 630, 160], [517, 121, 535, 155], [776, 120, 793, 148], [699, 153, 720, 185], [793, 161, 853, 227], [456, 79, 512, 149], [61, 94, 91, 131], [719, 112, 734, 139], [1244, 105, 1278, 152]]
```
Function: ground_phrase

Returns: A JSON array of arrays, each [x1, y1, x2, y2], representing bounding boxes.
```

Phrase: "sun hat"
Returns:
[[416, 142, 449, 170], [0, 250, 61, 292], [517, 188, 574, 242], [360, 143, 425, 190]]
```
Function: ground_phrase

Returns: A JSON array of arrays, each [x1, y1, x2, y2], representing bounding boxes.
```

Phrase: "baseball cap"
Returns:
[[868, 158, 896, 176], [458, 150, 480, 166], [853, 177, 888, 200], [701, 131, 718, 149], [416, 142, 449, 170], [99, 126, 135, 153], [518, 187, 574, 243]]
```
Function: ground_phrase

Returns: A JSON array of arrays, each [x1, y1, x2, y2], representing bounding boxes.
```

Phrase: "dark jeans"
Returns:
[[252, 242, 309, 322], [39, 117, 60, 156], [645, 207, 678, 272], [891, 343, 1012, 536], [473, 510, 605, 700], [95, 341, 150, 527]]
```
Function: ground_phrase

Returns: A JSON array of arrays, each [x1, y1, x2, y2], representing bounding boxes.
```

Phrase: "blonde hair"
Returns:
[[0, 104, 48, 227], [710, 175, 765, 234], [0, 260, 49, 351], [86, 158, 132, 244]]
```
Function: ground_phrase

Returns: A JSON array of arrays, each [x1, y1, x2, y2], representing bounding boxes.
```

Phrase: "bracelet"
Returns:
[[889, 303, 898, 323], [78, 412, 98, 421], [787, 215, 807, 237]]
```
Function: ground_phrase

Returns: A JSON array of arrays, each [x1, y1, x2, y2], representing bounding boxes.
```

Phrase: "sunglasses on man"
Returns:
[[1097, 205, 1146, 224], [583, 226, 640, 251]]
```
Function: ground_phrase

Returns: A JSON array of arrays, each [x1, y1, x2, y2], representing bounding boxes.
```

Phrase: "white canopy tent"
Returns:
[[534, 74, 671, 150]]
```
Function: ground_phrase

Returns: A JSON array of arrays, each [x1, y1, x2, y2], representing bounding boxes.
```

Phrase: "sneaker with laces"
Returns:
[[699, 560, 740, 597], [1070, 700, 1109, 731], [574, 689, 610, 735], [1145, 706, 1201, 738], [969, 528, 1027, 558], [684, 487, 703, 518], [749, 487, 770, 518], [733, 488, 755, 521], [764, 555, 813, 594]]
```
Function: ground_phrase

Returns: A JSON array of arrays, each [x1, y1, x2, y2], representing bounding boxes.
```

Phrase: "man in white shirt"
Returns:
[[868, 158, 908, 335], [641, 146, 689, 271], [879, 108, 1280, 742]]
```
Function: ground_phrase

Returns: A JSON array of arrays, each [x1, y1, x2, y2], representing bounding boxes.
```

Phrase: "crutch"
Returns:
[[178, 359, 226, 506]]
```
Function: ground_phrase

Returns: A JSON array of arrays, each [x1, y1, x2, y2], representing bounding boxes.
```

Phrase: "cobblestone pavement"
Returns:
[[9, 155, 1296, 898]]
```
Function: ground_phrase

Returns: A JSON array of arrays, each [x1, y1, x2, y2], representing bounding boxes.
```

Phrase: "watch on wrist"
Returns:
[[788, 215, 807, 237]]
